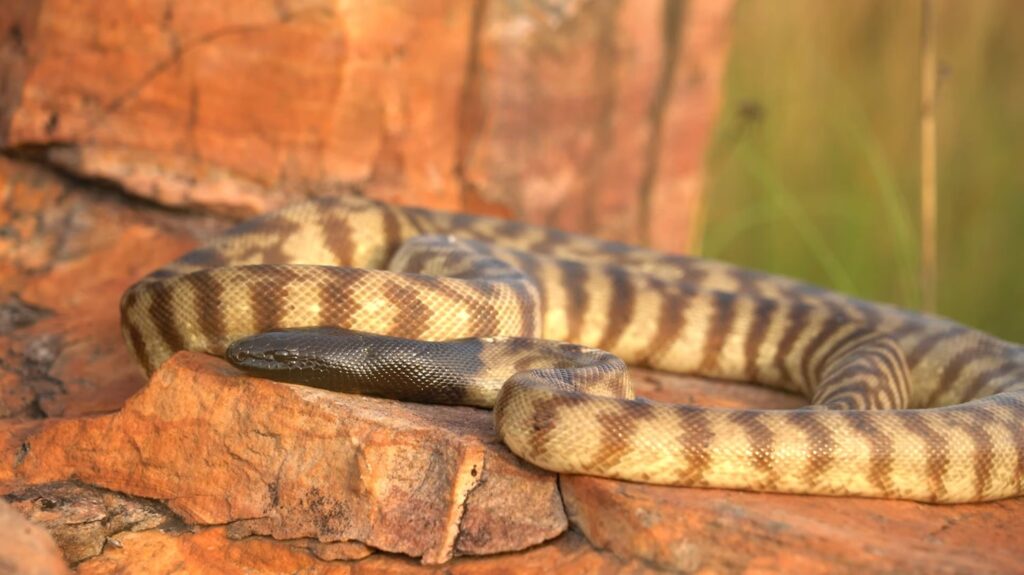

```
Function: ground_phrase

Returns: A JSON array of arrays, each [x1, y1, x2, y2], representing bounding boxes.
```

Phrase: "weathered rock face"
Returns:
[[3, 336, 1021, 573], [7, 483, 180, 565], [1, 0, 732, 253], [74, 528, 655, 575], [562, 477, 1024, 574], [0, 499, 71, 575], [1, 352, 567, 564], [0, 157, 208, 420]]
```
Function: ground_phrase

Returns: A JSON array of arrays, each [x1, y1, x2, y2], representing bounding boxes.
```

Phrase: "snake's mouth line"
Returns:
[[225, 345, 285, 371]]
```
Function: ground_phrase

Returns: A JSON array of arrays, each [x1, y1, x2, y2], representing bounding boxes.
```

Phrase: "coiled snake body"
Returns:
[[120, 195, 1024, 503]]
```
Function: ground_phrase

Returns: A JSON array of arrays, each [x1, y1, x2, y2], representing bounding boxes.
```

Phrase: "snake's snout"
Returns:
[[225, 327, 377, 388], [226, 333, 304, 372]]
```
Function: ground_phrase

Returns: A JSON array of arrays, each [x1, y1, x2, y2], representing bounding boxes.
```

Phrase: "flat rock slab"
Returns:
[[0, 352, 565, 564], [563, 476, 1023, 574]]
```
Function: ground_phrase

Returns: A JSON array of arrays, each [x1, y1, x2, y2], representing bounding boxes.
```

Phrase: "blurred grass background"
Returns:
[[702, 0, 1024, 342]]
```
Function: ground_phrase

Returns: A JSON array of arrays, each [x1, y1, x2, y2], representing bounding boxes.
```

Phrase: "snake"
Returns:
[[119, 194, 1024, 503]]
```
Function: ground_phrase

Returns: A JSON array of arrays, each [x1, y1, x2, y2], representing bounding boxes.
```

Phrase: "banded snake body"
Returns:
[[120, 195, 1024, 503]]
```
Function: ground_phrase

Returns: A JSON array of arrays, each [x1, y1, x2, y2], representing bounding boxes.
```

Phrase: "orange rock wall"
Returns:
[[1, 0, 732, 252]]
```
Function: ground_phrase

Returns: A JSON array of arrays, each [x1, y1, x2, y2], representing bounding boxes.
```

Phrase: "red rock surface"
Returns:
[[0, 157, 207, 419], [7, 482, 179, 565], [1, 0, 732, 252], [0, 499, 70, 575], [562, 478, 1023, 574], [75, 528, 654, 575], [3, 343, 1022, 572], [1, 352, 567, 565]]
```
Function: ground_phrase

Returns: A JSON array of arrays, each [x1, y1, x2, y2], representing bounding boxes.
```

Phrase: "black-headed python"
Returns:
[[120, 195, 1024, 503]]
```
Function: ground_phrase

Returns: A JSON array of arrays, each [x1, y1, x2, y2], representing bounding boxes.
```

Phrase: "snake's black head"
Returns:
[[226, 326, 411, 394], [225, 326, 466, 403], [226, 327, 350, 386]]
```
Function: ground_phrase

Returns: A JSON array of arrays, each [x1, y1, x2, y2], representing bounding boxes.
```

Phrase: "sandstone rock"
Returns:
[[0, 157, 205, 418], [0, 499, 70, 575], [6, 482, 181, 565], [268, 536, 374, 563], [76, 527, 653, 575], [467, 0, 734, 252], [562, 476, 1024, 574], [1, 0, 733, 252], [561, 379, 1024, 575], [0, 352, 566, 564]]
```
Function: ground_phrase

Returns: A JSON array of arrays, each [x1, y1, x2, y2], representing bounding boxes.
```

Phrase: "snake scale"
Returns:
[[120, 195, 1024, 503]]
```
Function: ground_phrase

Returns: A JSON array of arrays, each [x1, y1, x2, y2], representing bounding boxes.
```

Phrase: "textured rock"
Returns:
[[267, 536, 373, 563], [467, 0, 734, 251], [0, 157, 205, 419], [562, 477, 1024, 574], [0, 499, 71, 575], [6, 482, 180, 565], [0, 352, 566, 564], [76, 528, 653, 575], [561, 379, 1024, 575], [1, 0, 733, 252]]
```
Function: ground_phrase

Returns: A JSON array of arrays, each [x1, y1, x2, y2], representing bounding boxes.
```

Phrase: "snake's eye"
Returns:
[[272, 350, 297, 363]]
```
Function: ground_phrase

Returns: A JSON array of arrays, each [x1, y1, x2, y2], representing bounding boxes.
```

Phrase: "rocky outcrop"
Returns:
[[74, 528, 653, 575], [1, 0, 732, 253], [1, 352, 567, 564], [0, 499, 70, 575], [7, 483, 179, 565], [0, 157, 206, 420], [562, 477, 1023, 574]]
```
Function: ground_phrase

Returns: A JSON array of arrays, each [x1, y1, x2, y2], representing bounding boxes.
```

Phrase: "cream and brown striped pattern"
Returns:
[[120, 195, 1024, 503]]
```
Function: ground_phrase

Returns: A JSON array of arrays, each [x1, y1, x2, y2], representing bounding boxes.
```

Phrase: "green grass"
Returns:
[[702, 0, 1024, 341]]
